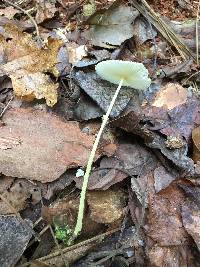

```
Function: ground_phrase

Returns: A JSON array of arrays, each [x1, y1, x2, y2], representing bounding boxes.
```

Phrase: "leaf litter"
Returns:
[[0, 0, 199, 266]]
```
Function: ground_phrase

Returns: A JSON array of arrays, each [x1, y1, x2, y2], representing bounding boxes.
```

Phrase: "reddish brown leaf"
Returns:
[[182, 201, 200, 251], [148, 245, 195, 267], [147, 183, 188, 246], [0, 108, 95, 182]]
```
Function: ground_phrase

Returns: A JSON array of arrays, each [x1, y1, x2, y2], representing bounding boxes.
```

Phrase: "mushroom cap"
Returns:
[[95, 60, 151, 90]]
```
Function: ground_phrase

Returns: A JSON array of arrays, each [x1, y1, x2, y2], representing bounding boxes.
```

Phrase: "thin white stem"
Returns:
[[74, 78, 124, 237]]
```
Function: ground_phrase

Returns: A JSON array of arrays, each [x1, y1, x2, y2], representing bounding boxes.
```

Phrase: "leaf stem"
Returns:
[[74, 78, 124, 237]]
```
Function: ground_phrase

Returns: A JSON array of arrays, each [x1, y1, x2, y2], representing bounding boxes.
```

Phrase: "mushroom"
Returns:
[[96, 60, 151, 90], [74, 60, 151, 237]]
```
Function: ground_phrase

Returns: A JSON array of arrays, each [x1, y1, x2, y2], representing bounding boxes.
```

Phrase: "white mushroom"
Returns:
[[74, 60, 151, 237], [95, 60, 151, 90]]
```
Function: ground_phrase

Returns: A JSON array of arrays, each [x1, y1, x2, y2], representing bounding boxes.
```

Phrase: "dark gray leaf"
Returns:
[[85, 4, 139, 47], [0, 215, 32, 267], [73, 71, 136, 117]]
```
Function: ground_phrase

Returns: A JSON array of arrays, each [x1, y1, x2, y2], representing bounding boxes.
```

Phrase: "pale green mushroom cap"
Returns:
[[95, 60, 151, 90]]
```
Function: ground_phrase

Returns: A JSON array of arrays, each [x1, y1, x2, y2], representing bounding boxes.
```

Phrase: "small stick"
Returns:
[[0, 96, 13, 118], [3, 0, 40, 40], [74, 79, 124, 237]]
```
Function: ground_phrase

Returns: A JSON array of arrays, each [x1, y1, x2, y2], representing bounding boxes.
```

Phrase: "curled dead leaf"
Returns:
[[0, 24, 63, 106], [11, 72, 58, 107]]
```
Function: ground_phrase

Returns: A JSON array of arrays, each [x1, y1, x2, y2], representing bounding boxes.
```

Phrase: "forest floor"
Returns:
[[0, 0, 199, 266]]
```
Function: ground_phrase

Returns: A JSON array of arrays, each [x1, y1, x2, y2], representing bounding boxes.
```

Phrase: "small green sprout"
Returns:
[[55, 223, 72, 245]]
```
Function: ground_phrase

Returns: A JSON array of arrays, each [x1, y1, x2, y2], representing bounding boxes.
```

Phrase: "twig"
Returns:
[[3, 0, 40, 41], [0, 96, 13, 118], [182, 70, 200, 85], [130, 0, 195, 61], [18, 228, 120, 266], [196, 0, 200, 65], [26, 225, 50, 249], [141, 2, 158, 71]]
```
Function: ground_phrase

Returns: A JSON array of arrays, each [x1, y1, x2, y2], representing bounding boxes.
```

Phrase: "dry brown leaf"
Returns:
[[87, 189, 126, 224], [192, 126, 200, 162], [67, 43, 88, 64], [0, 108, 95, 182], [0, 176, 14, 192], [0, 179, 41, 214], [11, 72, 58, 107], [152, 83, 188, 110], [182, 201, 200, 251], [74, 142, 156, 190], [0, 24, 63, 106], [148, 183, 188, 246], [180, 184, 200, 251], [35, 0, 57, 24], [148, 245, 195, 267]]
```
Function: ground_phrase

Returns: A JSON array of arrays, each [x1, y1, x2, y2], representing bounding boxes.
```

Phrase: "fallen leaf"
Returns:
[[160, 59, 193, 78], [112, 95, 198, 174], [133, 17, 157, 45], [148, 245, 195, 267], [0, 108, 96, 182], [147, 97, 200, 141], [67, 43, 88, 64], [85, 2, 139, 47], [74, 94, 103, 121], [40, 170, 74, 200], [192, 126, 200, 162], [0, 24, 63, 106], [87, 188, 126, 224], [35, 0, 57, 24], [147, 183, 188, 246], [182, 201, 200, 251], [0, 179, 41, 214], [74, 142, 156, 190], [180, 184, 200, 251], [152, 83, 188, 110], [0, 215, 32, 267], [154, 166, 177, 193], [73, 71, 136, 117], [11, 72, 58, 107], [74, 157, 127, 190]]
